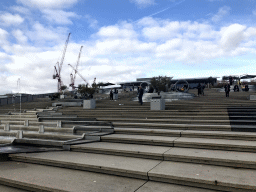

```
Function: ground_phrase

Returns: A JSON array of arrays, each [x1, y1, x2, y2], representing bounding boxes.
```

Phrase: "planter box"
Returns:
[[83, 99, 96, 109], [249, 95, 256, 100], [113, 93, 118, 100], [60, 95, 66, 99], [150, 98, 165, 110]]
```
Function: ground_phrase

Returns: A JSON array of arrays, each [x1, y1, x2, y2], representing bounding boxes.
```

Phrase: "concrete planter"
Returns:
[[83, 99, 96, 109], [150, 98, 165, 110], [113, 93, 118, 100], [60, 95, 66, 99], [249, 95, 256, 100]]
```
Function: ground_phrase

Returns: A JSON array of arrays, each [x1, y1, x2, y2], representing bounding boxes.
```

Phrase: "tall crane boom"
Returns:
[[70, 46, 83, 91], [68, 64, 87, 85], [53, 33, 71, 92]]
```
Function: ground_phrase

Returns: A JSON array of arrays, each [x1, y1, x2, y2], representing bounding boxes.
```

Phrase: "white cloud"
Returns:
[[141, 20, 217, 41], [130, 0, 155, 7], [85, 15, 98, 28], [17, 0, 78, 9], [0, 13, 24, 26], [220, 24, 246, 51], [11, 6, 31, 14], [42, 9, 79, 25], [0, 28, 9, 46], [211, 6, 230, 22], [26, 22, 68, 44], [12, 30, 28, 44], [97, 23, 137, 39]]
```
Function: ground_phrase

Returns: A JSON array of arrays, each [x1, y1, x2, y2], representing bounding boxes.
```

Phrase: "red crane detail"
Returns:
[[53, 33, 71, 92], [69, 46, 83, 91]]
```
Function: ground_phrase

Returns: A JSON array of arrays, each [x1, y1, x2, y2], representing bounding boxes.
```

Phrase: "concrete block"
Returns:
[[63, 145, 70, 151], [83, 99, 96, 109], [60, 95, 66, 99], [113, 93, 118, 100], [52, 102, 82, 107], [57, 121, 62, 128], [249, 95, 256, 100], [150, 98, 165, 110], [16, 131, 23, 139], [24, 120, 29, 126], [39, 125, 44, 133], [4, 123, 10, 131]]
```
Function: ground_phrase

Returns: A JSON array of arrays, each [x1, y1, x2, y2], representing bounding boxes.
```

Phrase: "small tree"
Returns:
[[150, 76, 171, 92], [60, 85, 68, 95], [77, 83, 96, 99]]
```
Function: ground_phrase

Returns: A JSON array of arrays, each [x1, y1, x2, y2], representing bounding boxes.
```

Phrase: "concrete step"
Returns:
[[0, 125, 73, 133], [38, 117, 95, 122], [0, 114, 37, 118], [71, 142, 256, 169], [101, 134, 178, 146], [114, 128, 256, 140], [0, 118, 38, 121], [0, 161, 219, 192], [101, 134, 256, 152], [1, 120, 58, 127], [99, 118, 232, 125], [9, 151, 256, 192], [0, 136, 15, 144], [112, 122, 231, 131], [174, 137, 256, 152], [0, 184, 27, 192], [101, 118, 256, 125]]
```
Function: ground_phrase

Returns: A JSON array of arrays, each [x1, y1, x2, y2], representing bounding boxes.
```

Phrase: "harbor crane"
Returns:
[[69, 46, 83, 91], [53, 33, 71, 92]]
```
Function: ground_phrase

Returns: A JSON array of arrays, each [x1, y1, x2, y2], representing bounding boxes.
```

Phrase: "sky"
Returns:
[[0, 0, 256, 94]]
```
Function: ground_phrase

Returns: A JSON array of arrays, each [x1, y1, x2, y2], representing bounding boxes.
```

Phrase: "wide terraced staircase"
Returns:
[[1, 89, 256, 192]]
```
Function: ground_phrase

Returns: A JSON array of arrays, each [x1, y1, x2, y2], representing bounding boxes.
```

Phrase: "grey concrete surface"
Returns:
[[10, 151, 161, 179], [101, 134, 179, 146], [0, 161, 146, 192], [112, 122, 231, 131], [99, 117, 231, 124], [164, 147, 256, 168], [174, 137, 256, 151], [148, 161, 256, 191], [137, 181, 220, 192], [114, 128, 182, 136], [0, 185, 28, 192], [71, 142, 172, 160], [181, 130, 256, 140]]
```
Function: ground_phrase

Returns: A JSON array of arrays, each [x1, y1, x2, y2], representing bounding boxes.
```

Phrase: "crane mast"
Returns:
[[70, 46, 83, 91], [68, 64, 87, 84], [53, 33, 71, 92]]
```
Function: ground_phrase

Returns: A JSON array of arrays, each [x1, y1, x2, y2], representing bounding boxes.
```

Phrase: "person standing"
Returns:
[[197, 83, 202, 96], [138, 86, 144, 105], [110, 89, 113, 100], [224, 83, 230, 97], [201, 84, 205, 96]]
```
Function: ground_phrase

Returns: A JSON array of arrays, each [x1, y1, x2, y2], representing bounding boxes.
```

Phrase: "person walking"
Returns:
[[110, 89, 113, 100], [224, 83, 230, 97], [138, 86, 144, 105], [197, 83, 202, 96], [201, 84, 205, 96]]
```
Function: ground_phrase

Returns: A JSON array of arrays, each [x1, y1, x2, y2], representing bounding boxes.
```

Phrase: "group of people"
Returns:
[[109, 89, 118, 100], [109, 87, 144, 105]]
